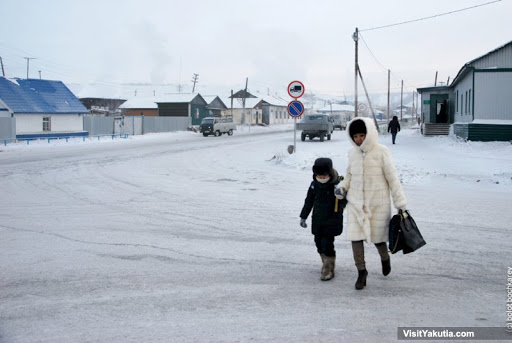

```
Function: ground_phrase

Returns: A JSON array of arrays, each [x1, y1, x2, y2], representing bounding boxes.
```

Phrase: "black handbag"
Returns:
[[389, 210, 426, 254]]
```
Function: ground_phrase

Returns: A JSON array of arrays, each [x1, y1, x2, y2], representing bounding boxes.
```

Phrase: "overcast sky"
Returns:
[[0, 0, 510, 98]]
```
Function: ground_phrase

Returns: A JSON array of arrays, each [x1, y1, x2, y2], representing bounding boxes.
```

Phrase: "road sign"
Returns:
[[288, 80, 305, 98], [288, 100, 304, 117], [357, 103, 367, 112]]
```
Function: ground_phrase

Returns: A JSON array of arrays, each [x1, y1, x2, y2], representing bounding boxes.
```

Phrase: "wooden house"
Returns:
[[156, 94, 209, 127], [202, 96, 228, 117]]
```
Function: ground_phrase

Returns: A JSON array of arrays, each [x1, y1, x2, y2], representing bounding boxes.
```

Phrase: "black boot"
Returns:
[[355, 269, 368, 290], [382, 258, 391, 276]]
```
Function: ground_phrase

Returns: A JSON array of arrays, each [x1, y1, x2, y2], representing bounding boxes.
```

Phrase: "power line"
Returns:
[[360, 0, 501, 32], [358, 34, 388, 72], [358, 33, 417, 93]]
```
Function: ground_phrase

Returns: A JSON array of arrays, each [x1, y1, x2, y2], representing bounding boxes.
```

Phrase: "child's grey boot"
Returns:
[[321, 256, 336, 281]]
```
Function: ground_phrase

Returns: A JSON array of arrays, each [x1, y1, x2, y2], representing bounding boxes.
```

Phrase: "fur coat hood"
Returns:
[[340, 117, 407, 243]]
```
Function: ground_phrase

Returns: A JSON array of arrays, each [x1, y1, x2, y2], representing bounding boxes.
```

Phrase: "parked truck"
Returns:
[[296, 114, 334, 142], [200, 116, 237, 137], [329, 114, 347, 130]]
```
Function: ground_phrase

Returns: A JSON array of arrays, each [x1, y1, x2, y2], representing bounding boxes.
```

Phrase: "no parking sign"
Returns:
[[287, 100, 304, 118]]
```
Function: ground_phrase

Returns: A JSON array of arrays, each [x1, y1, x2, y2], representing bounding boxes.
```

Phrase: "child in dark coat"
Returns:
[[300, 157, 346, 281]]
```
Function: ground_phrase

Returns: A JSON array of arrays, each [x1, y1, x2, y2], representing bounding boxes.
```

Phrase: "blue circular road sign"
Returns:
[[287, 100, 304, 117]]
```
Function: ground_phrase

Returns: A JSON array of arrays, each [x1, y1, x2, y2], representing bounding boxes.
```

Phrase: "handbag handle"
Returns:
[[398, 209, 410, 219]]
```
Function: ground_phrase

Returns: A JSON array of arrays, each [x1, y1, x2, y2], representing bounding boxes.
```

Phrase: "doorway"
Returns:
[[430, 94, 449, 123]]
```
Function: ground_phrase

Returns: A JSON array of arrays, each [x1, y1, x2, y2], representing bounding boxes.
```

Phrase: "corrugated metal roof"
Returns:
[[259, 96, 288, 107], [451, 41, 512, 87], [119, 94, 208, 109], [0, 77, 88, 114], [156, 93, 203, 103], [221, 97, 261, 109], [119, 97, 159, 109]]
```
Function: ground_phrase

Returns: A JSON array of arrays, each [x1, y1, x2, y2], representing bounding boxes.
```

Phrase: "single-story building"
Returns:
[[119, 97, 159, 116], [156, 93, 209, 127], [418, 41, 512, 140], [256, 96, 292, 125], [222, 97, 260, 125], [318, 103, 354, 121], [80, 97, 126, 116], [0, 77, 88, 139], [203, 96, 228, 117]]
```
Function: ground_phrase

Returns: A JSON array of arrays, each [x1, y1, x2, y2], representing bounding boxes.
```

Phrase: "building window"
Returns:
[[43, 116, 51, 132], [468, 89, 471, 114], [456, 91, 458, 113], [465, 91, 468, 114]]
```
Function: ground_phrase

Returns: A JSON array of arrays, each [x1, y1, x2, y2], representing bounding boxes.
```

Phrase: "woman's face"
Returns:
[[353, 133, 366, 146]]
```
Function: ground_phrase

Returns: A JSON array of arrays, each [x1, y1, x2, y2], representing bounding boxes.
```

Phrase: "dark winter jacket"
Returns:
[[388, 117, 401, 134], [300, 165, 346, 236]]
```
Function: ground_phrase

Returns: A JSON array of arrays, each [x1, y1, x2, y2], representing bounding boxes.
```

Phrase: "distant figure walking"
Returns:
[[388, 116, 401, 144]]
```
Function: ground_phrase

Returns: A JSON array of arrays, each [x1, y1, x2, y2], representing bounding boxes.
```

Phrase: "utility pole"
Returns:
[[434, 71, 438, 86], [412, 91, 415, 121], [24, 57, 36, 79], [387, 69, 391, 123], [38, 70, 42, 79], [400, 80, 403, 121], [417, 92, 420, 120], [243, 77, 249, 131], [353, 28, 359, 117], [191, 73, 199, 93], [358, 67, 379, 130], [0, 56, 5, 77], [230, 90, 234, 118]]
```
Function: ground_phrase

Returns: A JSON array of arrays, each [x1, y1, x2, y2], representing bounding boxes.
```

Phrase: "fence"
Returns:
[[0, 117, 16, 140], [0, 115, 191, 143], [86, 116, 189, 136]]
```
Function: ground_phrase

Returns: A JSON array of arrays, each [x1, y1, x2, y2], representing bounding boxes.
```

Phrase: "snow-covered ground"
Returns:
[[1, 126, 511, 343]]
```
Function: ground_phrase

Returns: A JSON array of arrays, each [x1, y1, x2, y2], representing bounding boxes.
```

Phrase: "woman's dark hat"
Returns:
[[349, 119, 367, 137]]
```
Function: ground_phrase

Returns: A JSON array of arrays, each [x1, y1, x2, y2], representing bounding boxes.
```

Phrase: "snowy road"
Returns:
[[1, 127, 511, 342]]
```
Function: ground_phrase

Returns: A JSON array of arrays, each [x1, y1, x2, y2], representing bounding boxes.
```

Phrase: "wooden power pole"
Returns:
[[191, 73, 199, 93], [400, 80, 403, 120], [387, 69, 390, 123], [353, 28, 359, 117]]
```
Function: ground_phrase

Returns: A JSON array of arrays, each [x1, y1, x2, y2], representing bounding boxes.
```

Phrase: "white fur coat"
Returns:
[[339, 117, 407, 243]]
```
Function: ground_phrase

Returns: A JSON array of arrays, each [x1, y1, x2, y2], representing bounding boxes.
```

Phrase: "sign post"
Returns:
[[287, 81, 305, 153]]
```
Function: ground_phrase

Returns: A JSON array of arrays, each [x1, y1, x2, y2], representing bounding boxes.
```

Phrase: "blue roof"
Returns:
[[0, 77, 88, 114]]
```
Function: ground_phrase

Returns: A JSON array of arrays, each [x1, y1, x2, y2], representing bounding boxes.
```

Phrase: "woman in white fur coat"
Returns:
[[335, 117, 407, 290]]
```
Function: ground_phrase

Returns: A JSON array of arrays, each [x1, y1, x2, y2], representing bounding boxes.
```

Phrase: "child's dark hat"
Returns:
[[312, 157, 333, 175]]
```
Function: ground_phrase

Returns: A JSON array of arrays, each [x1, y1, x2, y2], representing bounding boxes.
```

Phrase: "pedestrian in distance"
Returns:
[[335, 118, 407, 290], [300, 157, 346, 281], [388, 115, 401, 144]]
